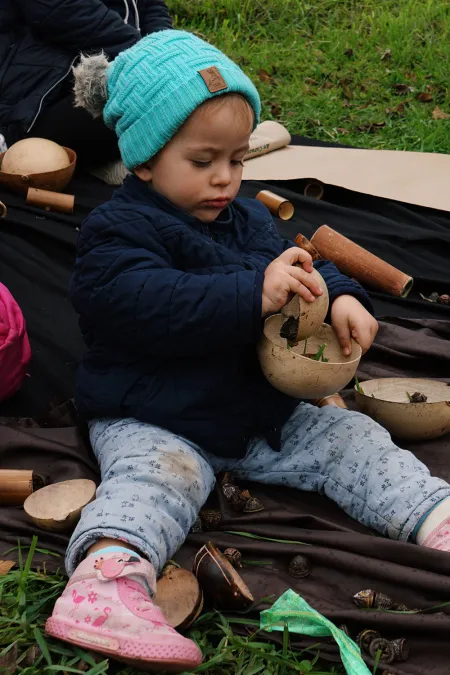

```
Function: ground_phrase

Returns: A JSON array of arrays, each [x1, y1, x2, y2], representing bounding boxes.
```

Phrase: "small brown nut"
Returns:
[[243, 496, 265, 513], [390, 637, 409, 662], [224, 547, 242, 568], [288, 554, 310, 578], [369, 638, 395, 664], [357, 629, 381, 654]]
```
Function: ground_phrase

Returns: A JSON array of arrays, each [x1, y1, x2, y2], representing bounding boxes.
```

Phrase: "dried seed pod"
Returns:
[[193, 541, 254, 610], [439, 294, 450, 305], [353, 589, 396, 610], [224, 547, 242, 568], [428, 292, 440, 303], [390, 637, 409, 662], [369, 638, 395, 664], [199, 509, 222, 531], [288, 554, 311, 578], [357, 629, 381, 654], [243, 496, 265, 513], [410, 391, 428, 403]]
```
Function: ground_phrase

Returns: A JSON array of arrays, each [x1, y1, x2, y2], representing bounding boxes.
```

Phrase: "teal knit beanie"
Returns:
[[97, 30, 261, 170]]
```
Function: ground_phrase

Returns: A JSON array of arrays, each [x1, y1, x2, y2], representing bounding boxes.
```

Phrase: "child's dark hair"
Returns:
[[196, 93, 254, 132]]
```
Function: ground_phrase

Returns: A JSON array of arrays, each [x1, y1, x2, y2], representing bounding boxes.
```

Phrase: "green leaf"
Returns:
[[33, 626, 52, 666]]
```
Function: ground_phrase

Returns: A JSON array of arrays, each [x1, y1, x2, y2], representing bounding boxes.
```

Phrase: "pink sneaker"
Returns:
[[45, 552, 202, 672], [422, 516, 450, 551]]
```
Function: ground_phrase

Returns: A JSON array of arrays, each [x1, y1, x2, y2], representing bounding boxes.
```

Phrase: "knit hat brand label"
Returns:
[[199, 67, 228, 93]]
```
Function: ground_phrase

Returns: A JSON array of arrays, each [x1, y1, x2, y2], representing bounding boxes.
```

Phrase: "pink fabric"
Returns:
[[0, 282, 31, 402]]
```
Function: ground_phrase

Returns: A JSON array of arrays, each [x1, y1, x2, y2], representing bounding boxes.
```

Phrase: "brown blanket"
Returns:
[[1, 317, 450, 674]]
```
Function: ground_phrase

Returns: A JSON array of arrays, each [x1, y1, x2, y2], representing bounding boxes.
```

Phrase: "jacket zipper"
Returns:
[[26, 57, 77, 134]]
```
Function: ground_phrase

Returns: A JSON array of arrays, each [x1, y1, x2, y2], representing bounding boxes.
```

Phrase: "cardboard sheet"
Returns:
[[243, 145, 450, 212]]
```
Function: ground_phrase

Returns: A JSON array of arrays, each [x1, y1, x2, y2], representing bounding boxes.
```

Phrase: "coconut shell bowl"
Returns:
[[0, 140, 76, 194], [354, 377, 450, 441], [258, 317, 362, 399]]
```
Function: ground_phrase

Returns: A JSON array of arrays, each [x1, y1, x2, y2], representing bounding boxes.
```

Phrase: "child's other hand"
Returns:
[[331, 294, 378, 355], [262, 247, 323, 317]]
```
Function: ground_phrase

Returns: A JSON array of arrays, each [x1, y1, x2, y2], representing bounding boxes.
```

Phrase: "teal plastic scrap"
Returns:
[[260, 589, 371, 675]]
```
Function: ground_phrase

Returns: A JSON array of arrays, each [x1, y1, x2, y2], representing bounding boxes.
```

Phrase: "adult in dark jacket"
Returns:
[[0, 0, 171, 161]]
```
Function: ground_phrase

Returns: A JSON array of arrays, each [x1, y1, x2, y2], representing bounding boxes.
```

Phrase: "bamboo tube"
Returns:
[[310, 225, 413, 298], [0, 470, 45, 506], [256, 190, 294, 220], [26, 188, 74, 214], [304, 180, 325, 200]]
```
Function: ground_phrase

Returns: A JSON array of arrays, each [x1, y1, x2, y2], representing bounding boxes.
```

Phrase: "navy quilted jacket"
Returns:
[[70, 176, 372, 457], [0, 0, 171, 144]]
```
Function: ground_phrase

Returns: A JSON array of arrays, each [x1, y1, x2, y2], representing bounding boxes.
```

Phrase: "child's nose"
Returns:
[[211, 164, 232, 186]]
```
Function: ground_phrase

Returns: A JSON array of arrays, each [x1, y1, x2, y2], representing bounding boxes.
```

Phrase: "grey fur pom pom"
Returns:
[[73, 53, 110, 118]]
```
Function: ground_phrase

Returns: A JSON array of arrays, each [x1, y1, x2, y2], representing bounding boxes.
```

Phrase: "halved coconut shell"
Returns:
[[258, 319, 361, 399], [354, 378, 450, 440], [0, 141, 76, 195], [24, 479, 96, 531], [154, 565, 203, 631], [280, 268, 329, 342], [193, 541, 254, 610]]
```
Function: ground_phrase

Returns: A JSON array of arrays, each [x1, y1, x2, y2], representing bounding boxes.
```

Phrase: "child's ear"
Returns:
[[133, 162, 152, 182]]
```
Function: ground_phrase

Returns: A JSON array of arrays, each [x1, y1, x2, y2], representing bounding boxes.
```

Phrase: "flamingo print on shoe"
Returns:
[[94, 552, 140, 580], [69, 589, 85, 617], [45, 550, 202, 672], [91, 607, 111, 628]]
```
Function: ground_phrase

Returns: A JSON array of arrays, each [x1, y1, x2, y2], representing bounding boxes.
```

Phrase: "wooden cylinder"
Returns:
[[312, 393, 348, 409], [26, 187, 74, 214], [0, 470, 40, 506], [310, 225, 413, 298], [0, 201, 6, 218], [294, 233, 322, 261], [256, 190, 294, 221], [304, 180, 324, 200]]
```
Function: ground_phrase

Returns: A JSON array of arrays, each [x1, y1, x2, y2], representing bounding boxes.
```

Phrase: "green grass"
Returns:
[[167, 0, 450, 152], [0, 537, 346, 674]]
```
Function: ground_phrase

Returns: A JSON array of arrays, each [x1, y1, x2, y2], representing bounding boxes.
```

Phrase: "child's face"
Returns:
[[135, 97, 253, 223]]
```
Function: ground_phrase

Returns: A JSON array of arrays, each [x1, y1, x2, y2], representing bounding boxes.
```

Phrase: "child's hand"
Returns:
[[262, 248, 324, 317], [331, 295, 378, 355]]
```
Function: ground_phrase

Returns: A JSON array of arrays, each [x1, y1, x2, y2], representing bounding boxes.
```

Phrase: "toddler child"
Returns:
[[46, 30, 450, 672]]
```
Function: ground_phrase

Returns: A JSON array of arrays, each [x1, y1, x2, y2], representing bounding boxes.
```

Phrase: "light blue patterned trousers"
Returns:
[[66, 403, 450, 575]]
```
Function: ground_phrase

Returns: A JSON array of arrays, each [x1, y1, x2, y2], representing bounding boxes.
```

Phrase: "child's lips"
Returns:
[[202, 197, 230, 209]]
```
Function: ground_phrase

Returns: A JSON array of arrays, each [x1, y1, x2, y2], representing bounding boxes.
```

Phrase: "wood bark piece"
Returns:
[[280, 267, 329, 343], [155, 564, 203, 631], [310, 225, 413, 297], [354, 378, 450, 440], [27, 187, 74, 214], [294, 233, 322, 261], [24, 479, 96, 531], [255, 190, 294, 220], [258, 318, 361, 399], [0, 469, 45, 506], [193, 541, 254, 610]]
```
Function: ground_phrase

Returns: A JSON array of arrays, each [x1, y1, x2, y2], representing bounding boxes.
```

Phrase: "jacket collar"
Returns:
[[121, 175, 234, 232]]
